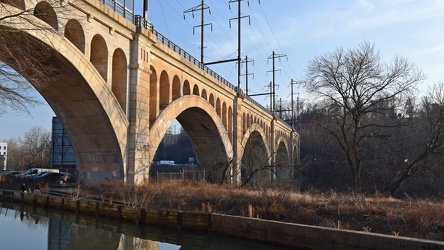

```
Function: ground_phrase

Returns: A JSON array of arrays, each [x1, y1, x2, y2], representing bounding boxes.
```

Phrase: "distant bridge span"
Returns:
[[0, 0, 299, 186]]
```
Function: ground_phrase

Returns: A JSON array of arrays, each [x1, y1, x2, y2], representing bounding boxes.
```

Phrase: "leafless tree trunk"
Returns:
[[383, 82, 444, 196], [305, 41, 424, 192]]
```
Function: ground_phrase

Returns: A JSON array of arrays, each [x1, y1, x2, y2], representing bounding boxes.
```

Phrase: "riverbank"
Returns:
[[2, 184, 444, 250], [2, 180, 444, 248], [79, 181, 444, 241]]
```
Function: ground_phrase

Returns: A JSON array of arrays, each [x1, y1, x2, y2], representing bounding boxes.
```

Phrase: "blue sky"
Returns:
[[2, 0, 444, 140]]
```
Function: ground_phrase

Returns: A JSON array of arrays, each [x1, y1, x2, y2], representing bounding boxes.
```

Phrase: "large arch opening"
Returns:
[[0, 25, 126, 185], [275, 140, 291, 188], [177, 107, 230, 183], [150, 97, 232, 184], [241, 130, 270, 188]]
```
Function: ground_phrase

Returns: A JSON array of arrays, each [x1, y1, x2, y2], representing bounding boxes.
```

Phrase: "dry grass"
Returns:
[[83, 181, 444, 241]]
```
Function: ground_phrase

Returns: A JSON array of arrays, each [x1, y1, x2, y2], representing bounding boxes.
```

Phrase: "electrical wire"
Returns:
[[157, 0, 171, 39]]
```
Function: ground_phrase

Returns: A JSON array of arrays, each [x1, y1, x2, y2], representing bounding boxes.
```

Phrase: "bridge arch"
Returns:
[[149, 95, 233, 183], [111, 48, 127, 113], [216, 98, 221, 117], [0, 14, 129, 184], [0, 0, 25, 9], [222, 102, 227, 129], [172, 75, 180, 100], [64, 19, 85, 53], [240, 123, 271, 187], [183, 80, 191, 95], [149, 65, 158, 125], [201, 89, 207, 101], [209, 93, 215, 107], [192, 84, 199, 96], [34, 1, 58, 30], [159, 70, 169, 110], [90, 34, 108, 82], [228, 106, 233, 142], [275, 136, 291, 184]]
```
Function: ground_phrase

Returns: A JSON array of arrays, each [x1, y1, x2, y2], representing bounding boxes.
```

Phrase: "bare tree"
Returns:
[[383, 82, 444, 196], [0, 1, 72, 115], [305, 41, 424, 192], [19, 126, 51, 169], [5, 127, 51, 171]]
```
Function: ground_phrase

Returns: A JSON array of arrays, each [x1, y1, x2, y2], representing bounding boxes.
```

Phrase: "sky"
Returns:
[[2, 0, 444, 140]]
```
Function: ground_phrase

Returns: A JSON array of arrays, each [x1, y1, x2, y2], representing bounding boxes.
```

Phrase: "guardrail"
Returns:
[[99, 0, 133, 22], [101, 6, 279, 119], [134, 16, 274, 116]]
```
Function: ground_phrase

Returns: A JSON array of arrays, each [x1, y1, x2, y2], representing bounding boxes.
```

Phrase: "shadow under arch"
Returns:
[[275, 137, 291, 187], [0, 16, 128, 185], [240, 123, 271, 187], [149, 96, 233, 183]]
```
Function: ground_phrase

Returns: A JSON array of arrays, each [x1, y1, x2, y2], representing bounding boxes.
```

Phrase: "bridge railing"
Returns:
[[99, 0, 133, 22], [135, 15, 237, 92], [134, 16, 274, 117]]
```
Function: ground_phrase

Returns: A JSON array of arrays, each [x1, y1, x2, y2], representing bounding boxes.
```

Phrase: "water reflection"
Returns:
[[0, 201, 293, 250]]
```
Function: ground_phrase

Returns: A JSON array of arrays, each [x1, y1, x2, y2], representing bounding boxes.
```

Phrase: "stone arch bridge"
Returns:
[[0, 0, 300, 186]]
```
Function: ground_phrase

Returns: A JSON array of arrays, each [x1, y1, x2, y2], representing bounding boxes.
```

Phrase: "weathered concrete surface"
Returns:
[[210, 214, 444, 250], [2, 190, 443, 250]]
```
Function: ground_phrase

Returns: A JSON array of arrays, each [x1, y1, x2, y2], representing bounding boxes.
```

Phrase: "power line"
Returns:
[[183, 0, 212, 63]]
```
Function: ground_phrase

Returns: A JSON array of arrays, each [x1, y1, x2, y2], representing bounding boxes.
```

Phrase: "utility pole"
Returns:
[[143, 0, 148, 19], [184, 0, 212, 64], [240, 55, 254, 95], [289, 79, 298, 130], [268, 51, 286, 117], [228, 0, 250, 92]]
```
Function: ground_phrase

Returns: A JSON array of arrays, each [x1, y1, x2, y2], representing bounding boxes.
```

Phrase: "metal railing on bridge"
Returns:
[[134, 16, 273, 116], [99, 0, 133, 22], [99, 5, 275, 118]]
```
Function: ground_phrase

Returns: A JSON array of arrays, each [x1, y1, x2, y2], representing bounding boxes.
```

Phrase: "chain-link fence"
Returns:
[[155, 170, 205, 182]]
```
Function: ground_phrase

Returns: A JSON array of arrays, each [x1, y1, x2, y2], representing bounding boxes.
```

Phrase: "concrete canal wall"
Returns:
[[1, 190, 443, 249]]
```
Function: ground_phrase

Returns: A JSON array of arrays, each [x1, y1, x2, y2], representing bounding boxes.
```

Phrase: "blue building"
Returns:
[[51, 117, 76, 171]]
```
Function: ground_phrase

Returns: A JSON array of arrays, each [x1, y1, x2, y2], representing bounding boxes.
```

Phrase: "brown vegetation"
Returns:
[[83, 181, 444, 241]]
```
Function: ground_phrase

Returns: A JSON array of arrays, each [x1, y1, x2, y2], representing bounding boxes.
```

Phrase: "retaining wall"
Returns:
[[1, 190, 443, 249]]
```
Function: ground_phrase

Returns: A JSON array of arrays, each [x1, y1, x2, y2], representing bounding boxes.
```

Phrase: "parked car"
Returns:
[[16, 168, 60, 180], [35, 172, 74, 185], [25, 172, 48, 183], [4, 171, 20, 180]]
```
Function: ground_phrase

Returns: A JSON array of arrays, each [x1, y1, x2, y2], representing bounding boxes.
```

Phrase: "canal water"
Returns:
[[0, 201, 295, 250]]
